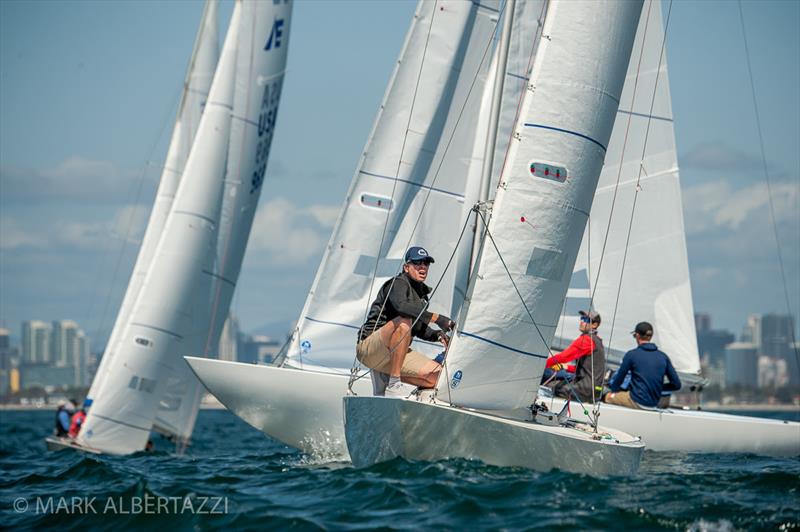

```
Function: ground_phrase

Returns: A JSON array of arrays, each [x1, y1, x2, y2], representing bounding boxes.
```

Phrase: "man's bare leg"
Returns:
[[378, 317, 441, 388], [379, 317, 413, 378]]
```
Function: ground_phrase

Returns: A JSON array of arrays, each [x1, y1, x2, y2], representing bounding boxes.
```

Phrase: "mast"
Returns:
[[469, 0, 516, 273]]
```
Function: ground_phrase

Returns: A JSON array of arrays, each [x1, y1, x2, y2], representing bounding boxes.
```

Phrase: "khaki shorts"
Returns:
[[604, 390, 641, 409], [356, 330, 433, 377]]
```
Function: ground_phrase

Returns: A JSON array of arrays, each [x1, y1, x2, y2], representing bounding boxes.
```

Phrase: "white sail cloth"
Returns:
[[285, 0, 501, 372], [155, 0, 294, 443], [442, 0, 644, 411], [87, 0, 219, 415], [78, 2, 243, 455], [555, 0, 700, 376]]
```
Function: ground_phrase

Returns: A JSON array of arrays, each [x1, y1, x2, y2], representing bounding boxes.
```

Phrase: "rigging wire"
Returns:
[[737, 0, 800, 364], [87, 83, 185, 355], [348, 1, 443, 390], [605, 0, 673, 356]]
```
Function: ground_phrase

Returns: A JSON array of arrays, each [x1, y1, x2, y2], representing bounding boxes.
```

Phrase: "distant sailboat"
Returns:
[[47, 0, 294, 455]]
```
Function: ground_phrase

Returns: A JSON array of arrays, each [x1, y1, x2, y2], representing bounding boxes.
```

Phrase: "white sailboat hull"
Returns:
[[185, 357, 364, 459], [44, 436, 102, 455], [343, 396, 644, 476], [547, 397, 800, 456]]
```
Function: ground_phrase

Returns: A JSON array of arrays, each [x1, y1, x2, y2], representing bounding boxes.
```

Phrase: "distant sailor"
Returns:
[[543, 310, 605, 403], [605, 321, 682, 409], [68, 398, 92, 438], [54, 400, 75, 437], [357, 246, 454, 397]]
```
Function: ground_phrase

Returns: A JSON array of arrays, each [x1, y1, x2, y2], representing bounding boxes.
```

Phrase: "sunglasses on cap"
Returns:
[[580, 316, 592, 324]]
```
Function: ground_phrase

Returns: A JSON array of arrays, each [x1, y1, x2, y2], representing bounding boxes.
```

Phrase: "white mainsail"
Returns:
[[154, 0, 294, 445], [78, 2, 243, 455], [555, 0, 700, 376], [87, 0, 219, 414], [283, 0, 501, 373], [441, 0, 644, 411]]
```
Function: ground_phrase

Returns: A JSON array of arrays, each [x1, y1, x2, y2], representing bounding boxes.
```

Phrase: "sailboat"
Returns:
[[543, 1, 800, 456], [188, 0, 517, 459], [47, 0, 294, 455], [188, 0, 798, 462]]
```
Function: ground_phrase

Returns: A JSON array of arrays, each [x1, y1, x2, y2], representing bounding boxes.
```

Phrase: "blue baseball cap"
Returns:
[[405, 246, 435, 263]]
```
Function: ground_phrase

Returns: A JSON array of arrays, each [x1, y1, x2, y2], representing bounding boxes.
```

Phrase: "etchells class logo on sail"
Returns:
[[450, 370, 463, 389], [264, 18, 285, 51]]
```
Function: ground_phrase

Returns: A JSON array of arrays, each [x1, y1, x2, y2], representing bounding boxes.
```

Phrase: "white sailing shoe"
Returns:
[[384, 381, 409, 398]]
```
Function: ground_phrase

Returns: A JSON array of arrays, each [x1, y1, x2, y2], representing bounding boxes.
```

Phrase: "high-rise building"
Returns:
[[757, 314, 798, 386], [52, 320, 79, 368], [0, 328, 11, 371], [694, 313, 711, 333], [725, 342, 759, 388], [0, 328, 9, 350], [22, 321, 51, 364]]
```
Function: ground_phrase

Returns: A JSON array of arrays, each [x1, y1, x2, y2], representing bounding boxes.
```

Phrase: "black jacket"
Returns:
[[358, 272, 439, 343]]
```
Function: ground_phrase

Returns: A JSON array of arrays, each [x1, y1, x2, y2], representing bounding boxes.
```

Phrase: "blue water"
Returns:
[[1, 409, 798, 530]]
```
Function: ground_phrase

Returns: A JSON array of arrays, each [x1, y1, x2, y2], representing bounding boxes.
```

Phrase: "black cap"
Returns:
[[579, 310, 601, 325], [405, 246, 435, 263], [632, 321, 653, 337]]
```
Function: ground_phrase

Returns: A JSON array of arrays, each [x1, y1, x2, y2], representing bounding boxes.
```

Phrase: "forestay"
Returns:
[[87, 0, 219, 419], [284, 0, 501, 373], [441, 0, 644, 411], [78, 2, 242, 455], [555, 0, 700, 376]]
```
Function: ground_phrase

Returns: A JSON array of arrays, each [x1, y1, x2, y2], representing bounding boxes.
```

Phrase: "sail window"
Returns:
[[138, 378, 157, 393], [128, 376, 139, 390], [529, 161, 567, 183], [134, 337, 152, 348], [526, 247, 568, 281], [354, 255, 403, 277], [360, 193, 393, 211]]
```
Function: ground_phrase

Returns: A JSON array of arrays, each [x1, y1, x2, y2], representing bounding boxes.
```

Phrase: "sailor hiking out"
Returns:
[[357, 246, 454, 397]]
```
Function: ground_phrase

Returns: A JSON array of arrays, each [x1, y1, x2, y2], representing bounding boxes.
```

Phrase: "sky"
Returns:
[[0, 0, 798, 349]]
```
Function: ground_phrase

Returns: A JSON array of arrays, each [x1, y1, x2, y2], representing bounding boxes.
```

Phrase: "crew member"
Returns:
[[357, 246, 454, 397], [54, 400, 75, 437], [543, 310, 605, 403], [605, 321, 681, 409], [69, 399, 92, 438]]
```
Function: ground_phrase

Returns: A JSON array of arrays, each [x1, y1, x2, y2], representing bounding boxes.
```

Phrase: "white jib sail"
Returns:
[[87, 0, 219, 411], [78, 2, 242, 455], [555, 0, 700, 376], [284, 0, 501, 374], [203, 0, 293, 359], [441, 0, 644, 411], [155, 0, 294, 444]]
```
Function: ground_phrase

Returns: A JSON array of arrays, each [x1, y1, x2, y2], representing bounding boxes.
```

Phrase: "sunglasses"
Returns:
[[408, 259, 430, 266]]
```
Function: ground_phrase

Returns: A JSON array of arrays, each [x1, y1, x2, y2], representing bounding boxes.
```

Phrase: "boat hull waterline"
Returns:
[[546, 397, 800, 457], [185, 357, 370, 460], [44, 436, 102, 454], [343, 396, 644, 476]]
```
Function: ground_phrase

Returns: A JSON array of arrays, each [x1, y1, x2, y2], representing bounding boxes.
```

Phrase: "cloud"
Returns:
[[247, 197, 338, 265], [0, 156, 151, 205], [0, 217, 48, 249], [683, 179, 798, 233], [681, 142, 764, 172]]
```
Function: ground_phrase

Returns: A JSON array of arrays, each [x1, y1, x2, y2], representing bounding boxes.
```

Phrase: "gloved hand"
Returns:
[[435, 314, 455, 332]]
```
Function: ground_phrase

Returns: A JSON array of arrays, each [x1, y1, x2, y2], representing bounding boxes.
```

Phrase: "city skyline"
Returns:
[[0, 0, 798, 346]]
